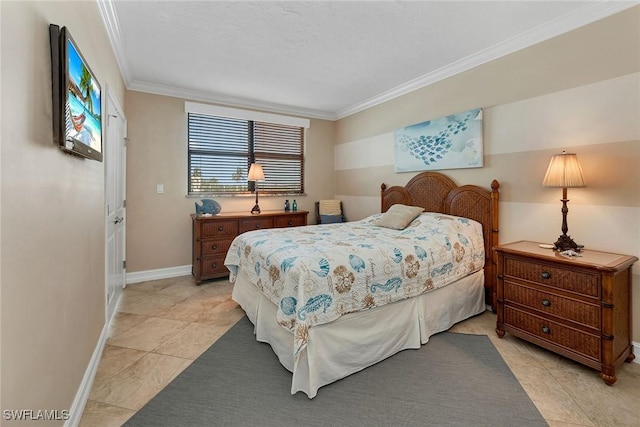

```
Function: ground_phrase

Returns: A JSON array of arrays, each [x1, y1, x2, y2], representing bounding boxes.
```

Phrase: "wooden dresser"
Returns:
[[191, 210, 308, 284], [495, 240, 637, 385]]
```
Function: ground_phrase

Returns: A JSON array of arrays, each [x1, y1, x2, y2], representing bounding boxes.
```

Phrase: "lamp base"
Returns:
[[251, 204, 261, 214], [553, 234, 583, 252]]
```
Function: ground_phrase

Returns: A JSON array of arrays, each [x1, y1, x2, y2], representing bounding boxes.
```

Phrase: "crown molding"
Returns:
[[334, 1, 639, 119], [129, 80, 337, 120], [96, 0, 132, 85]]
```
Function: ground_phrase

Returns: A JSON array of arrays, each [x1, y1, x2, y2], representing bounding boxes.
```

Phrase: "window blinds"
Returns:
[[187, 113, 304, 195]]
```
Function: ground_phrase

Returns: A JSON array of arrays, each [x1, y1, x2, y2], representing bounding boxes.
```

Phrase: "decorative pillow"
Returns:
[[319, 214, 344, 224], [375, 204, 424, 230]]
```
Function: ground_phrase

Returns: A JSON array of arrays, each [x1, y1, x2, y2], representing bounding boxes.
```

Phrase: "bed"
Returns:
[[226, 171, 500, 398]]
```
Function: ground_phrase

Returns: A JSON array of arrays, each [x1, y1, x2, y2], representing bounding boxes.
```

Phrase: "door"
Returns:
[[105, 87, 126, 323]]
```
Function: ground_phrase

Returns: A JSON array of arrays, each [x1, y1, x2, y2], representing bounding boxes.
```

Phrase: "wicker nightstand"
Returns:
[[494, 240, 637, 385]]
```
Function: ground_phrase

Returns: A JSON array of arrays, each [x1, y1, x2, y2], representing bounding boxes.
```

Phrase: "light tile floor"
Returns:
[[80, 275, 640, 426]]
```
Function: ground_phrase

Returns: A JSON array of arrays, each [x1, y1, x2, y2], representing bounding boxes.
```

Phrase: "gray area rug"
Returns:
[[125, 316, 547, 427]]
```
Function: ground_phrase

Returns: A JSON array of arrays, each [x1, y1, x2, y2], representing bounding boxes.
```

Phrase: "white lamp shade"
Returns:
[[542, 152, 585, 188], [247, 163, 265, 181]]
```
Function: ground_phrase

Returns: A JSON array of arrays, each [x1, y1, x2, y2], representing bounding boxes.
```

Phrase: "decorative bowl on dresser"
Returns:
[[191, 210, 308, 284], [495, 240, 638, 385]]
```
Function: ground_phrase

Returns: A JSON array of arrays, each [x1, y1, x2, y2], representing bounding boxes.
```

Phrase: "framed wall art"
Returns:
[[394, 108, 483, 172]]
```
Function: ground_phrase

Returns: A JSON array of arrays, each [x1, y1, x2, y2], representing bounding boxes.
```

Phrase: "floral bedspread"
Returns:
[[225, 212, 485, 359]]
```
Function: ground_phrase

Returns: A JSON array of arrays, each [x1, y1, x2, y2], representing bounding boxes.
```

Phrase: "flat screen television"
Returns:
[[50, 24, 103, 162]]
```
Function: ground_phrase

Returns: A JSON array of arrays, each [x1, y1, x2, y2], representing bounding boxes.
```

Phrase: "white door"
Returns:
[[105, 88, 127, 323]]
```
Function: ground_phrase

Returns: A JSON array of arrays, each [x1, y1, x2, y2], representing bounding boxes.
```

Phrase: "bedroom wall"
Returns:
[[334, 7, 640, 342], [124, 91, 336, 273], [0, 1, 125, 423]]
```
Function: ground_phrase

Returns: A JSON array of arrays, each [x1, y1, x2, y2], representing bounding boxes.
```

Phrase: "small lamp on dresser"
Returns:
[[542, 151, 585, 251], [248, 163, 265, 214]]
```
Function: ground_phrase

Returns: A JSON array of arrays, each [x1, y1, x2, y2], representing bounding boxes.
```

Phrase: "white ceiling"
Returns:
[[98, 1, 635, 120]]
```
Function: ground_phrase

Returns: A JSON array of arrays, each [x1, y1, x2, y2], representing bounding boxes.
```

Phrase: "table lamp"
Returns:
[[542, 151, 585, 251], [248, 163, 265, 214]]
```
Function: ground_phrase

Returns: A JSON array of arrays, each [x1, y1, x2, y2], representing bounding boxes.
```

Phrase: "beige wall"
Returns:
[[125, 91, 336, 273], [334, 8, 640, 341], [1, 1, 125, 423]]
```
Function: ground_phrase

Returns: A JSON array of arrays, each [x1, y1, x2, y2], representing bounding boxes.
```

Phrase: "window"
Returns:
[[186, 103, 308, 196]]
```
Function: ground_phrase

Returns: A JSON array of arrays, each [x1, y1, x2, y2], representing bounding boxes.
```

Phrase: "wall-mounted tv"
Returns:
[[49, 24, 103, 162]]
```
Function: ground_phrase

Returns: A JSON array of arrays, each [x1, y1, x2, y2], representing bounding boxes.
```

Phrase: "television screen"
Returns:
[[50, 24, 103, 162]]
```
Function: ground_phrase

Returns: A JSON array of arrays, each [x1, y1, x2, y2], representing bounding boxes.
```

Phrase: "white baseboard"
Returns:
[[125, 265, 192, 284], [64, 322, 109, 427], [64, 265, 190, 425]]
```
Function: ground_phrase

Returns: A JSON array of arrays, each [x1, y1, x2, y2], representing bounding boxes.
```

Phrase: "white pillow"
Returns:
[[375, 204, 424, 230]]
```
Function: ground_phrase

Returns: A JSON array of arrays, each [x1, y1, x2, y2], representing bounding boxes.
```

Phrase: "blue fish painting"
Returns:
[[393, 108, 483, 172]]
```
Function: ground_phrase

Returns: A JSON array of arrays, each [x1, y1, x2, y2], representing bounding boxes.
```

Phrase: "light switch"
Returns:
[[156, 184, 164, 194]]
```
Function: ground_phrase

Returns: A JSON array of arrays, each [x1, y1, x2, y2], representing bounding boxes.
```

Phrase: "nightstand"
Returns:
[[494, 240, 637, 385]]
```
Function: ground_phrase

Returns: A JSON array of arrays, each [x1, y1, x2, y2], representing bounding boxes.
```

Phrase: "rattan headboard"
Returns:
[[380, 172, 500, 309]]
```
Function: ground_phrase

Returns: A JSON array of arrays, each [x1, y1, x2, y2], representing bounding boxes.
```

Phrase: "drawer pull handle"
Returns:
[[217, 226, 224, 231], [211, 262, 217, 268], [288, 220, 293, 225], [255, 224, 261, 229], [541, 271, 551, 280], [212, 245, 217, 250], [542, 326, 551, 334], [541, 299, 551, 307]]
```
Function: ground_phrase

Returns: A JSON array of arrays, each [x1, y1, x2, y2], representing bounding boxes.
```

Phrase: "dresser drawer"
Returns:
[[275, 215, 306, 228], [201, 221, 239, 238], [200, 255, 228, 276], [504, 257, 600, 297], [504, 306, 600, 361], [504, 282, 600, 329], [240, 218, 273, 233], [201, 239, 234, 257]]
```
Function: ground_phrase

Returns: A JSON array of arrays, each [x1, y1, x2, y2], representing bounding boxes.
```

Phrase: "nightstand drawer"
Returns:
[[201, 221, 239, 238], [504, 282, 600, 329], [504, 306, 600, 361], [201, 239, 234, 257], [504, 257, 600, 297]]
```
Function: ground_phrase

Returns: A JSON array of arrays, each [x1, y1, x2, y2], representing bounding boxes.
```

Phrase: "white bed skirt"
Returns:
[[232, 269, 486, 398]]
